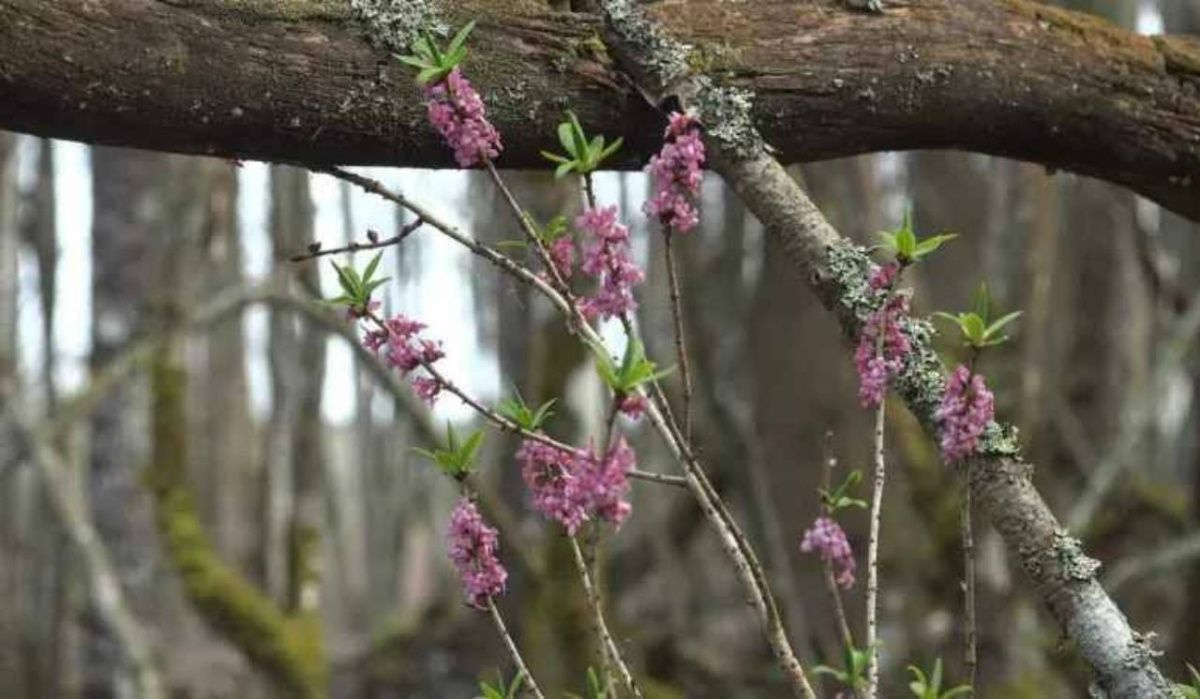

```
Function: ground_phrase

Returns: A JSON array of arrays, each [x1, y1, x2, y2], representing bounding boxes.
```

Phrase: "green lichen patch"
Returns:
[[599, 0, 690, 92], [350, 0, 448, 54], [694, 78, 764, 159], [1051, 530, 1101, 582]]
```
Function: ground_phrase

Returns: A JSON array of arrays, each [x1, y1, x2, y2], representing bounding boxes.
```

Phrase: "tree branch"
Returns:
[[595, 0, 1174, 695], [1, 1, 1198, 221]]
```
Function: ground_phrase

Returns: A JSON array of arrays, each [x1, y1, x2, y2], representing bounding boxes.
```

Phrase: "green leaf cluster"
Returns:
[[934, 283, 1021, 349], [814, 643, 871, 694], [589, 339, 673, 394], [329, 252, 389, 314], [498, 389, 557, 432], [413, 423, 486, 480], [1176, 663, 1200, 699], [396, 21, 475, 85], [475, 671, 526, 699], [877, 211, 956, 264], [541, 112, 624, 179], [907, 658, 972, 698], [819, 470, 868, 513], [565, 667, 613, 699]]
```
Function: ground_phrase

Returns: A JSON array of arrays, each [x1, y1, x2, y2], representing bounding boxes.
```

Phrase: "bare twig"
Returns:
[[663, 230, 694, 443], [487, 597, 547, 699], [288, 218, 423, 262], [570, 535, 642, 698], [962, 473, 978, 689], [865, 400, 885, 699], [627, 469, 687, 488]]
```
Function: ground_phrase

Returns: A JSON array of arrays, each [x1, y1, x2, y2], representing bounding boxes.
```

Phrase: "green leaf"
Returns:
[[971, 282, 990, 323], [447, 20, 476, 55], [941, 686, 973, 698], [417, 66, 444, 85], [540, 150, 571, 164], [396, 54, 432, 70], [555, 160, 578, 179], [598, 137, 624, 162], [960, 313, 986, 344], [363, 251, 383, 283], [589, 134, 605, 161], [461, 429, 485, 468], [568, 112, 589, 164], [896, 227, 917, 258], [984, 310, 1022, 339], [931, 657, 943, 692], [423, 30, 443, 64], [913, 232, 957, 258], [558, 122, 577, 156]]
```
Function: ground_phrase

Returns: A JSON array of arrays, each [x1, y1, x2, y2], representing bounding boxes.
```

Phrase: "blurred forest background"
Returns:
[[2, 1, 1199, 697]]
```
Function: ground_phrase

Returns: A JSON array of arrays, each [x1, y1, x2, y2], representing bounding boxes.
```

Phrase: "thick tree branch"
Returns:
[[596, 0, 1173, 696], [1, 0, 1198, 220]]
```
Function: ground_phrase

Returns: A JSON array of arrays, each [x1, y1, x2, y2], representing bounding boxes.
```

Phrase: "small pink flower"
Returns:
[[617, 393, 648, 421], [447, 497, 508, 609], [576, 206, 643, 321], [801, 516, 856, 589], [644, 112, 705, 234], [518, 440, 590, 535], [424, 68, 502, 168], [935, 365, 995, 463], [412, 376, 442, 405], [579, 438, 634, 529], [360, 313, 446, 409]]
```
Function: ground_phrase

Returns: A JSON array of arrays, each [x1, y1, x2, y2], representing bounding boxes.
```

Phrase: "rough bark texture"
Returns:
[[596, 0, 1172, 695], [1, 0, 1199, 221]]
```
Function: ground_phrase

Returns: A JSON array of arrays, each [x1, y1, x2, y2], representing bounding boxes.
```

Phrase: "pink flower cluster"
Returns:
[[854, 263, 912, 408], [446, 497, 508, 609], [363, 314, 446, 405], [577, 206, 644, 321], [548, 235, 575, 281], [644, 112, 705, 234], [936, 365, 995, 464], [517, 437, 635, 534], [800, 516, 856, 589], [425, 68, 502, 168]]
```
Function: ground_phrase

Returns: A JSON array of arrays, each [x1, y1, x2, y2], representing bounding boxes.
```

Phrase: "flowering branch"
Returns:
[[287, 218, 424, 262]]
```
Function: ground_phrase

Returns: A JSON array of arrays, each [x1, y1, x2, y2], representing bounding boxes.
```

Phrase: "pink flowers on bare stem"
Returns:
[[447, 497, 508, 609], [548, 236, 574, 281], [617, 393, 648, 421], [644, 112, 705, 234], [362, 313, 446, 405], [425, 68, 502, 168], [936, 365, 995, 464], [854, 263, 912, 408], [577, 205, 644, 321], [801, 516, 857, 589], [517, 437, 635, 535]]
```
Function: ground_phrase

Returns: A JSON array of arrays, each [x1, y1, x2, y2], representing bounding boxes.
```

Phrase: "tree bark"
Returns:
[[1, 0, 1198, 221], [596, 0, 1173, 695]]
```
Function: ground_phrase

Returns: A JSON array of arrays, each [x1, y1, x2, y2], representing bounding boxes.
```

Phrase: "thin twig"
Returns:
[[663, 230, 694, 443], [627, 469, 687, 488], [487, 597, 547, 699], [288, 218, 424, 262], [865, 399, 885, 699], [962, 473, 978, 690], [570, 535, 642, 698]]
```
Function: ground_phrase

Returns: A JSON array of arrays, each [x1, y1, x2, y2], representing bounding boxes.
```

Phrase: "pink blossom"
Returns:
[[412, 376, 443, 405], [361, 313, 446, 407], [935, 365, 995, 464], [644, 112, 705, 234], [576, 206, 643, 321], [548, 235, 574, 280], [518, 440, 590, 535], [425, 68, 502, 168], [579, 438, 634, 529], [617, 393, 648, 421], [446, 497, 508, 609], [854, 263, 911, 408], [516, 437, 636, 533], [801, 516, 856, 589]]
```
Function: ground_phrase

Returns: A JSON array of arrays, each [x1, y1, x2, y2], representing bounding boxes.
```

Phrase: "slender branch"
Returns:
[[484, 160, 575, 301], [570, 535, 642, 698], [962, 474, 978, 690], [662, 230, 694, 443], [864, 400, 885, 699], [487, 597, 547, 699], [288, 218, 423, 262], [627, 469, 687, 488]]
